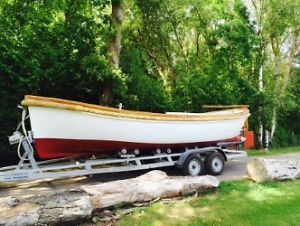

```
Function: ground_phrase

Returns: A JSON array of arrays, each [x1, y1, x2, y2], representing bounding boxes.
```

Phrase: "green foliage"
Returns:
[[120, 44, 169, 112], [272, 125, 300, 147], [126, 0, 260, 113], [0, 0, 119, 159], [0, 0, 299, 164], [271, 68, 300, 147]]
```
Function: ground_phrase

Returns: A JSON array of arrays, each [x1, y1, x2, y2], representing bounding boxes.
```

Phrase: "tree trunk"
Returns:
[[0, 170, 219, 225], [251, 0, 266, 149], [108, 0, 123, 68], [269, 108, 277, 142], [99, 0, 123, 105], [247, 158, 300, 182], [257, 49, 264, 149], [99, 83, 113, 105], [267, 32, 298, 146], [257, 106, 264, 149], [264, 129, 269, 150], [0, 190, 92, 226], [81, 170, 218, 210]]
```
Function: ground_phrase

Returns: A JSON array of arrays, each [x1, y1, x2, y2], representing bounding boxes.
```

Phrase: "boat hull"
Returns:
[[34, 138, 240, 159], [28, 106, 249, 159]]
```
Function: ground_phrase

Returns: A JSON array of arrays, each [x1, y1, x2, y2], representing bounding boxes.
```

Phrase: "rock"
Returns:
[[247, 158, 300, 182]]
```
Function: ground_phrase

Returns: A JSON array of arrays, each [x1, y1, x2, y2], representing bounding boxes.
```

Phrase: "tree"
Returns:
[[128, 0, 258, 111], [0, 0, 124, 158], [249, 0, 300, 149], [99, 0, 123, 104]]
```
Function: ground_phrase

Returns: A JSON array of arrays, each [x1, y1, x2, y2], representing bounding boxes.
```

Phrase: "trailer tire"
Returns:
[[206, 152, 225, 175], [183, 154, 204, 176]]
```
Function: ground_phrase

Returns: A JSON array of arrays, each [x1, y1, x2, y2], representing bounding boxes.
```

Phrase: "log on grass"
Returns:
[[0, 170, 219, 226], [247, 158, 300, 182], [0, 190, 92, 226], [80, 170, 219, 209]]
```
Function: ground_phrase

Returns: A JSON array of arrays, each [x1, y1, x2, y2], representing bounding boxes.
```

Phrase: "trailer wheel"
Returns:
[[183, 154, 204, 176], [206, 152, 225, 175]]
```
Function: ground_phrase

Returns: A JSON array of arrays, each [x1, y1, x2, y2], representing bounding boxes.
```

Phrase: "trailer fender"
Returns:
[[215, 148, 227, 161]]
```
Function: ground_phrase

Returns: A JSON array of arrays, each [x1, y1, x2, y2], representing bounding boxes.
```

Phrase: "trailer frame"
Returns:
[[0, 130, 247, 182]]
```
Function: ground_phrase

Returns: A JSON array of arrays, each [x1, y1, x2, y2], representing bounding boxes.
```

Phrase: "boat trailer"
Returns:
[[0, 129, 247, 182]]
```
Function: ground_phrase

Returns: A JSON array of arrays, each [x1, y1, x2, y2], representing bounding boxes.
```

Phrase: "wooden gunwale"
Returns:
[[202, 105, 249, 109], [22, 95, 249, 121]]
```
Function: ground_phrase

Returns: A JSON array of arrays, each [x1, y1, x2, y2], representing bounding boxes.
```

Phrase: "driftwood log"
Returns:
[[0, 170, 219, 226], [247, 158, 300, 182]]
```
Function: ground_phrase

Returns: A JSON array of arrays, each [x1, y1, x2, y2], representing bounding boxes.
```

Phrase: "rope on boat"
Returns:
[[17, 108, 35, 161], [17, 134, 26, 160]]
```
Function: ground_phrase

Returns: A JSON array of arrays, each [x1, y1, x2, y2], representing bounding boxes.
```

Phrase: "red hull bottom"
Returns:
[[34, 137, 240, 159]]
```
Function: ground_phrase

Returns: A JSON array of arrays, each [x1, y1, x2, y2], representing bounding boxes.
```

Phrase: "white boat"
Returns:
[[22, 95, 250, 159]]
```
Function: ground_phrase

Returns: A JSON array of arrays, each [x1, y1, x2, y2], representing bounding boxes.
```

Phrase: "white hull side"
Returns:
[[28, 106, 248, 144]]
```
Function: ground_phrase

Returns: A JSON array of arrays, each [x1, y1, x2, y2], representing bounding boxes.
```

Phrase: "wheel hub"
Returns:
[[211, 158, 223, 172], [188, 159, 201, 176]]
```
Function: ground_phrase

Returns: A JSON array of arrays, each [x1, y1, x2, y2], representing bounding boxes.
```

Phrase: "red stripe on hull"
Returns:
[[34, 137, 240, 159]]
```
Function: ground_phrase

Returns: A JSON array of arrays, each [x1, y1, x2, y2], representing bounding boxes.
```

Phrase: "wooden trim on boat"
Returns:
[[22, 95, 250, 121], [202, 105, 249, 109]]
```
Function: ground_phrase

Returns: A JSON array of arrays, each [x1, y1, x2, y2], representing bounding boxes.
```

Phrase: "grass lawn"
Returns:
[[116, 179, 300, 226], [247, 146, 300, 156]]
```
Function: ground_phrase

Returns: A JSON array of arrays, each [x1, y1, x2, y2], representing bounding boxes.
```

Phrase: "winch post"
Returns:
[[15, 138, 39, 171]]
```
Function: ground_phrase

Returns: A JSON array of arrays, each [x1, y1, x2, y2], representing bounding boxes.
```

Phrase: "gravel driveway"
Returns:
[[217, 152, 300, 181]]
